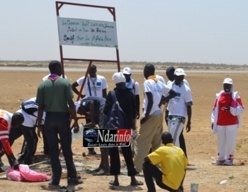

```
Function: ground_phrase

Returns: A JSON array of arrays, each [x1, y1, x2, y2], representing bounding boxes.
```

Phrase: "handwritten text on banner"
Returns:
[[57, 17, 118, 48]]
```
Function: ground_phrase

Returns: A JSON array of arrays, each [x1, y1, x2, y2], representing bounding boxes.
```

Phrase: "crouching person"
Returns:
[[143, 132, 187, 192], [0, 110, 24, 172]]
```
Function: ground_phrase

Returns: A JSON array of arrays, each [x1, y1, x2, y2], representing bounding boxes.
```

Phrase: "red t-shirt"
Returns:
[[217, 93, 238, 126]]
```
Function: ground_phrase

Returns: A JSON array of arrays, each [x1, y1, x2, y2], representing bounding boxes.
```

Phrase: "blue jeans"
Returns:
[[44, 112, 77, 185]]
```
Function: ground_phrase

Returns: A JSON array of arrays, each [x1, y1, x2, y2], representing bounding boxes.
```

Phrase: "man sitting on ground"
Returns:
[[143, 132, 187, 192]]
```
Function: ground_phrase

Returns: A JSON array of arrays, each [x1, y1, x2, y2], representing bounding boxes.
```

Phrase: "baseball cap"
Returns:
[[174, 68, 186, 76], [112, 72, 126, 84], [223, 78, 233, 85], [122, 67, 132, 75]]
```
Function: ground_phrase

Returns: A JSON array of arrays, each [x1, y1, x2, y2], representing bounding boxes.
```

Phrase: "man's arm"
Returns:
[[186, 104, 192, 132], [72, 82, 85, 98], [141, 92, 153, 124], [102, 88, 107, 98], [159, 89, 177, 106], [68, 99, 79, 132], [144, 156, 151, 163], [37, 105, 45, 138], [135, 95, 140, 119]]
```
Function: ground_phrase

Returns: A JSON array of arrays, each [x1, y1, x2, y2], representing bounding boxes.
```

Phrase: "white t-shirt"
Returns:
[[126, 79, 140, 95], [17, 97, 45, 128], [143, 79, 170, 116], [167, 82, 192, 117], [156, 74, 166, 84], [77, 75, 108, 97]]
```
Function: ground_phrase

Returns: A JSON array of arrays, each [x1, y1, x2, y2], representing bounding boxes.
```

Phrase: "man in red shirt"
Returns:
[[211, 78, 244, 165], [0, 110, 24, 172]]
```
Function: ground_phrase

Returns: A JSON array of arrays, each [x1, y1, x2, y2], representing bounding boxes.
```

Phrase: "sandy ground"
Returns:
[[0, 67, 248, 192]]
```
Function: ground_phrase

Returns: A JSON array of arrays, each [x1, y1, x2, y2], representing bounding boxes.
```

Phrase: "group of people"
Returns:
[[0, 60, 244, 192]]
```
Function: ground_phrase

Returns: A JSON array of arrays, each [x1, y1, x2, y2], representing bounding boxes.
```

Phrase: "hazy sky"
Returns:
[[1, 0, 247, 65]]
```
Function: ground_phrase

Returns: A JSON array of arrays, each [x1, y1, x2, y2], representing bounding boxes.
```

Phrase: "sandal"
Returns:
[[109, 180, 119, 186], [130, 180, 143, 186]]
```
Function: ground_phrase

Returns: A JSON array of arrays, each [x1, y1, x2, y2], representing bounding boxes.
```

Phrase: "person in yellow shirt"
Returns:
[[143, 132, 187, 192]]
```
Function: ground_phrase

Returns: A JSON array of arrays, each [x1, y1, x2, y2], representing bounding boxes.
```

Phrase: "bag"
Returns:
[[21, 100, 38, 116], [6, 164, 51, 182], [103, 91, 127, 129]]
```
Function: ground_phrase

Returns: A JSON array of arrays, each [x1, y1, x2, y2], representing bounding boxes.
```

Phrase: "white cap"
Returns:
[[122, 67, 132, 75], [174, 68, 186, 76], [223, 78, 233, 85], [112, 72, 126, 84]]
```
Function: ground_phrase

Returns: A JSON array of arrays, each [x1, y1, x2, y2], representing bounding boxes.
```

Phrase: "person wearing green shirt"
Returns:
[[36, 60, 82, 189]]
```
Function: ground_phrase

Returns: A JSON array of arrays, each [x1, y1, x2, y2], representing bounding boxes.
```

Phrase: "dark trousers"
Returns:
[[85, 118, 95, 152], [45, 112, 77, 185], [0, 127, 23, 159], [109, 145, 137, 176], [42, 125, 49, 154], [143, 161, 174, 192], [18, 125, 38, 164], [165, 110, 187, 157]]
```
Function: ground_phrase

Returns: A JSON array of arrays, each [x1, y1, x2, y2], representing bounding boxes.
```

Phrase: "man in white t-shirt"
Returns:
[[72, 65, 108, 99], [167, 68, 192, 150], [134, 63, 176, 172], [72, 64, 108, 155], [165, 66, 190, 157]]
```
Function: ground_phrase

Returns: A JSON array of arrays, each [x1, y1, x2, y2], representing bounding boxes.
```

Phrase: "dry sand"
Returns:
[[0, 67, 248, 192]]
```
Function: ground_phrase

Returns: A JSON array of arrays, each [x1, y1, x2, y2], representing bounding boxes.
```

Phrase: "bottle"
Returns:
[[190, 183, 198, 192]]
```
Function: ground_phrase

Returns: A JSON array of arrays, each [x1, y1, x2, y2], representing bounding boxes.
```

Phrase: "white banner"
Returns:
[[57, 17, 118, 48]]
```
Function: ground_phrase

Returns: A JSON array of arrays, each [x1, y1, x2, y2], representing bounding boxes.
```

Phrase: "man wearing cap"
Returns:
[[211, 78, 244, 166], [122, 67, 140, 119], [72, 64, 108, 155], [103, 72, 142, 186], [143, 132, 187, 192], [165, 66, 190, 157], [134, 64, 176, 173], [166, 68, 193, 150]]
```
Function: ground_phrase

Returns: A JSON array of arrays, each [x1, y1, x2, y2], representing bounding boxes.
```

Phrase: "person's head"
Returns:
[[122, 67, 132, 82], [223, 78, 233, 93], [89, 65, 97, 78], [112, 72, 126, 87], [48, 60, 62, 76], [143, 63, 155, 79], [11, 112, 24, 129], [174, 68, 186, 85], [161, 132, 173, 145], [166, 66, 175, 81], [77, 105, 87, 116]]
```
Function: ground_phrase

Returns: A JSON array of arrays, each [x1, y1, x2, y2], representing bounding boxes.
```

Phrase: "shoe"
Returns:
[[67, 177, 83, 186], [109, 180, 119, 186], [214, 160, 225, 165], [88, 150, 97, 155], [0, 166, 4, 173], [48, 181, 60, 190], [130, 180, 143, 186], [0, 160, 3, 167], [93, 169, 109, 175], [223, 159, 234, 166]]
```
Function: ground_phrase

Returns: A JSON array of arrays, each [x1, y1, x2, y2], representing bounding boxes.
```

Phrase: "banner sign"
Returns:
[[57, 17, 118, 48], [83, 128, 131, 147]]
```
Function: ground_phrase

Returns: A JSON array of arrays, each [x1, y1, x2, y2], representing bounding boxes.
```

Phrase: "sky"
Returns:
[[1, 0, 248, 65]]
